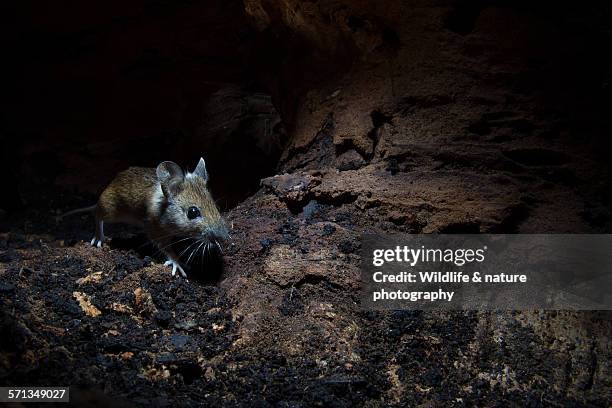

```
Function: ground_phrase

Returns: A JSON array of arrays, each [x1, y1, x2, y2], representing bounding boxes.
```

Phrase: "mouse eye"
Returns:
[[187, 206, 201, 220]]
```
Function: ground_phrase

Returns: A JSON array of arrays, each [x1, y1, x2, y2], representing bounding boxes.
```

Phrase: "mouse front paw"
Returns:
[[164, 259, 187, 278], [90, 237, 103, 248]]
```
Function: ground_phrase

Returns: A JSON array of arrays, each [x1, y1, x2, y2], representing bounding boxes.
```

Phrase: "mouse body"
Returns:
[[63, 158, 228, 277]]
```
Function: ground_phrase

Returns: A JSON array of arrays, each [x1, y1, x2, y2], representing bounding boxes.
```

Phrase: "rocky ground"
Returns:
[[1, 0, 612, 407]]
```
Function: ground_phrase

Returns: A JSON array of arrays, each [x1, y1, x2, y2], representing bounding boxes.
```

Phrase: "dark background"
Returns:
[[0, 0, 293, 213]]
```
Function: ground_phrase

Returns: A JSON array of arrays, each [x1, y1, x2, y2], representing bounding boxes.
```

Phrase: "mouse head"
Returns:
[[156, 158, 229, 242]]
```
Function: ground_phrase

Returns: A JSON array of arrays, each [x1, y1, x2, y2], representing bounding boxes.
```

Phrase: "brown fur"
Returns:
[[96, 167, 157, 225]]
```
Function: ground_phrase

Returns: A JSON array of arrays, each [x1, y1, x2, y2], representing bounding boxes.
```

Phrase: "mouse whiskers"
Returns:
[[214, 239, 223, 254], [157, 236, 195, 253], [177, 239, 199, 259], [202, 241, 208, 259], [186, 239, 205, 266]]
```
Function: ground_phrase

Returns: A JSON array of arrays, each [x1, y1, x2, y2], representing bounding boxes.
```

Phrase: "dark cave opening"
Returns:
[[0, 0, 293, 222], [3, 86, 286, 214]]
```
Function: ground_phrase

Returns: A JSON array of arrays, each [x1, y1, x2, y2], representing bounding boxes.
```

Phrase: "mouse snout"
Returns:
[[204, 222, 230, 242]]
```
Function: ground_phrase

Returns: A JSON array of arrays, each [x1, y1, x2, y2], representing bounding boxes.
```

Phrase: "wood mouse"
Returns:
[[61, 158, 228, 277]]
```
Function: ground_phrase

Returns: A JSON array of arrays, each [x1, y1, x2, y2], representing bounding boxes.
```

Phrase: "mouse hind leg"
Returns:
[[90, 208, 105, 248], [90, 218, 104, 248]]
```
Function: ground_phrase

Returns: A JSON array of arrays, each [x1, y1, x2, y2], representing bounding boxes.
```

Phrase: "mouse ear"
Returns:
[[193, 157, 209, 182], [156, 161, 184, 197]]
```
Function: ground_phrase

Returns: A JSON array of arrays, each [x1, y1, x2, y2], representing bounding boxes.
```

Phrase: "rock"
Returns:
[[76, 272, 103, 286], [334, 149, 366, 171], [73, 292, 102, 318], [263, 244, 359, 289], [134, 288, 157, 316], [261, 173, 321, 206], [109, 303, 133, 315]]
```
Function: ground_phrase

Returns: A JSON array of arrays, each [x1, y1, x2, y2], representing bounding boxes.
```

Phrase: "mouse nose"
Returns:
[[205, 223, 230, 242]]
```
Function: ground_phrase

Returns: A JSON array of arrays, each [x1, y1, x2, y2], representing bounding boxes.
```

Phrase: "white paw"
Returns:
[[90, 237, 103, 248], [164, 260, 187, 278]]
